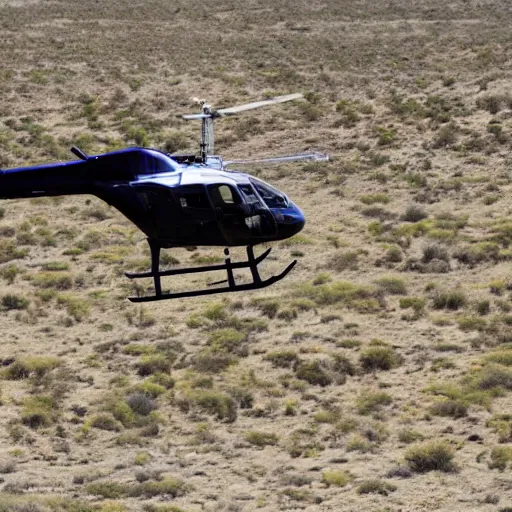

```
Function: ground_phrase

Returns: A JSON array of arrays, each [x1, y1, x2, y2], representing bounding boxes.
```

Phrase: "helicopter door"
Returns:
[[237, 183, 277, 237], [209, 184, 276, 244], [174, 185, 222, 245], [208, 184, 251, 244]]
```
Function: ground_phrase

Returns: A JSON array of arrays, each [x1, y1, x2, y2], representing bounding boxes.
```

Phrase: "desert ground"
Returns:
[[0, 0, 512, 510]]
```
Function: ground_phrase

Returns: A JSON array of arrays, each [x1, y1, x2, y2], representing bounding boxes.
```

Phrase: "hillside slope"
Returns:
[[1, 1, 512, 511]]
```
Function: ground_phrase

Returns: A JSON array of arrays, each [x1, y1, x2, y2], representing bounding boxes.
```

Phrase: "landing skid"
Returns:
[[126, 241, 296, 302]]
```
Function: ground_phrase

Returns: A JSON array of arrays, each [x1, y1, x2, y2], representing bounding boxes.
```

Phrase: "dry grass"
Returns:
[[1, 0, 512, 510]]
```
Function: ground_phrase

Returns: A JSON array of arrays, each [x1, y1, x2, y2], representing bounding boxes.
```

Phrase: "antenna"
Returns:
[[182, 94, 304, 163]]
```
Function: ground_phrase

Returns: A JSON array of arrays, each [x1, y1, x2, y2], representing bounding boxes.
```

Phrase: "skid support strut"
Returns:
[[126, 240, 296, 302]]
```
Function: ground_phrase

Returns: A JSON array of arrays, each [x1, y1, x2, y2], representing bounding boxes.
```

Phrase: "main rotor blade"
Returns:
[[182, 113, 211, 120], [217, 93, 304, 116], [225, 151, 329, 167]]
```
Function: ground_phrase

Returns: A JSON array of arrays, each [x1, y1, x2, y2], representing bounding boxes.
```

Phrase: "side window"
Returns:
[[239, 184, 261, 205], [219, 185, 235, 204], [178, 187, 210, 209], [209, 185, 241, 208]]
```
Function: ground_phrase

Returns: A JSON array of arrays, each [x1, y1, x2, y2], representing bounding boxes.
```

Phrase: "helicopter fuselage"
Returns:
[[0, 148, 305, 248]]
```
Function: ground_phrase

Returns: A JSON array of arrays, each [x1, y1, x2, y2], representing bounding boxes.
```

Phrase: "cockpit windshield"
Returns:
[[238, 184, 260, 204], [249, 178, 289, 208]]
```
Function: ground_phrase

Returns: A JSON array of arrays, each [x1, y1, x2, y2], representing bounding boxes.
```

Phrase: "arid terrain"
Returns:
[[1, 0, 512, 510]]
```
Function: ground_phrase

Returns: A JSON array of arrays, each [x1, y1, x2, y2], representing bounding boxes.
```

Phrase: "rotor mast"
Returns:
[[182, 93, 305, 164], [200, 101, 214, 163]]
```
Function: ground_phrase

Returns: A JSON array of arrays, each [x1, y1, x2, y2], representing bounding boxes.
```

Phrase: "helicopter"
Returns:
[[0, 93, 328, 301]]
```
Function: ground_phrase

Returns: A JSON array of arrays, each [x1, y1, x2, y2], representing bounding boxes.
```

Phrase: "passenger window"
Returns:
[[209, 185, 240, 208], [219, 185, 234, 204], [179, 190, 209, 209]]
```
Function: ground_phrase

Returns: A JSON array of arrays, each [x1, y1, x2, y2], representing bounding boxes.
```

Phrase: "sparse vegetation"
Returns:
[[360, 345, 402, 372], [0, 1, 511, 509], [321, 470, 352, 487], [357, 479, 397, 495], [405, 441, 455, 473], [356, 390, 393, 415]]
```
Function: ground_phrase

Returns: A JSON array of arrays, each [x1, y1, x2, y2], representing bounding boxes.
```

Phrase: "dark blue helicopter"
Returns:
[[0, 94, 327, 301]]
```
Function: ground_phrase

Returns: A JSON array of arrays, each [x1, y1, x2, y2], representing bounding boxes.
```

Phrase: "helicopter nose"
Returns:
[[274, 203, 305, 240]]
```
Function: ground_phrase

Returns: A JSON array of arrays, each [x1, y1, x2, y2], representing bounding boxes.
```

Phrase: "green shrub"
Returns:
[[336, 339, 362, 349], [136, 354, 174, 376], [432, 290, 467, 310], [477, 94, 506, 114], [0, 240, 28, 263], [485, 349, 512, 366], [476, 300, 491, 315], [191, 350, 237, 373], [182, 390, 237, 422], [375, 126, 396, 146], [458, 315, 486, 332], [85, 481, 131, 499], [405, 441, 455, 473], [250, 297, 280, 318], [321, 470, 352, 487], [41, 261, 70, 271], [356, 390, 393, 415], [32, 271, 73, 289], [295, 360, 332, 386], [466, 365, 512, 391], [360, 346, 402, 372], [375, 276, 407, 295], [295, 280, 382, 310], [488, 446, 512, 470], [314, 410, 340, 424], [398, 429, 425, 444], [134, 380, 166, 398], [429, 399, 468, 418], [486, 415, 512, 443], [277, 308, 298, 320], [0, 264, 20, 284], [432, 123, 458, 148], [453, 242, 500, 266], [57, 294, 90, 321], [1, 294, 29, 310], [21, 395, 56, 428], [330, 250, 360, 271], [122, 344, 156, 356], [134, 451, 152, 465], [399, 297, 426, 317], [132, 477, 187, 498], [264, 350, 300, 368], [357, 479, 397, 495], [244, 431, 279, 446], [360, 193, 391, 205], [422, 244, 449, 263], [208, 328, 245, 353], [86, 414, 123, 432], [4, 356, 61, 380], [111, 399, 137, 427]]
